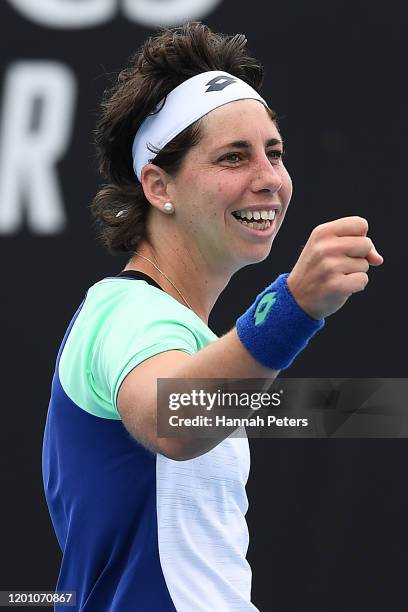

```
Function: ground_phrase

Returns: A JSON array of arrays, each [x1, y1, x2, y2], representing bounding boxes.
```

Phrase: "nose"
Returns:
[[250, 154, 282, 194]]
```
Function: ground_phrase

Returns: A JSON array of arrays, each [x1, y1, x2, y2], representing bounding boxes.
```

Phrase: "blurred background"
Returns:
[[1, 0, 406, 610]]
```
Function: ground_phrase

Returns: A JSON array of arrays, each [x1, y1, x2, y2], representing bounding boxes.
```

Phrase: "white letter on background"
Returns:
[[7, 0, 116, 28], [0, 62, 77, 234], [122, 0, 223, 27]]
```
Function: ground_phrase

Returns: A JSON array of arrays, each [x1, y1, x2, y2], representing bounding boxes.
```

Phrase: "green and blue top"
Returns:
[[42, 272, 256, 611]]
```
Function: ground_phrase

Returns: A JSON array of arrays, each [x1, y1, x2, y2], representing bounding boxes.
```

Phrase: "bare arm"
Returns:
[[117, 328, 277, 461]]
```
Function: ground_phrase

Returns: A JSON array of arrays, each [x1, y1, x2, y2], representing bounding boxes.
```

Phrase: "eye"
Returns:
[[267, 149, 285, 164], [219, 152, 243, 163]]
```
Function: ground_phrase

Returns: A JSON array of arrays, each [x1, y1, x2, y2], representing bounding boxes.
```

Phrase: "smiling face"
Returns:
[[166, 99, 293, 275]]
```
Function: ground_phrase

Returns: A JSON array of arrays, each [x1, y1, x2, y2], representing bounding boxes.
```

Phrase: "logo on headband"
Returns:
[[205, 75, 237, 92]]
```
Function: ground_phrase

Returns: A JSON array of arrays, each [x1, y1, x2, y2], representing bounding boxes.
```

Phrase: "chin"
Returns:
[[235, 242, 274, 269]]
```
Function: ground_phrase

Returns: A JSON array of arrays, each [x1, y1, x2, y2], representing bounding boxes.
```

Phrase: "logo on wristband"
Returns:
[[254, 292, 277, 325]]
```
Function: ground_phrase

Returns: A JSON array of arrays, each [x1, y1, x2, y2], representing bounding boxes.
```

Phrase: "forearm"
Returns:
[[159, 329, 279, 461], [172, 327, 278, 380]]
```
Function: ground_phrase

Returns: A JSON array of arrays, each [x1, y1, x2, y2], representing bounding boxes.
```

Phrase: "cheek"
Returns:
[[187, 178, 235, 215], [175, 169, 244, 220], [215, 176, 244, 203]]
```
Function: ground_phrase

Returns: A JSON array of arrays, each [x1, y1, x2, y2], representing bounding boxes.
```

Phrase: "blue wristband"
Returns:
[[236, 273, 325, 370]]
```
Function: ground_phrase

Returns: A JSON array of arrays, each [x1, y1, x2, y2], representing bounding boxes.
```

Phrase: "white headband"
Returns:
[[132, 71, 267, 181]]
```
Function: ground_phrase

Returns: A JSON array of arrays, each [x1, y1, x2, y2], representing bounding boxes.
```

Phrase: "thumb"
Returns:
[[366, 244, 384, 266]]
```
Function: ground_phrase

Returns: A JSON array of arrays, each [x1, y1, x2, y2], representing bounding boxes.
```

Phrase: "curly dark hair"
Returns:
[[91, 21, 276, 254]]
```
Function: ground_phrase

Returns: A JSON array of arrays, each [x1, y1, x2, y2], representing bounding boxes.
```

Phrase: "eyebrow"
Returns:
[[215, 138, 284, 152]]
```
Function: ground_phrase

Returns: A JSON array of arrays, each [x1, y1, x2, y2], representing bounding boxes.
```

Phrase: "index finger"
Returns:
[[321, 216, 369, 238]]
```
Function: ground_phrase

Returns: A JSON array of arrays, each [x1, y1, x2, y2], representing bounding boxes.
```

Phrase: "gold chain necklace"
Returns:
[[133, 253, 193, 311]]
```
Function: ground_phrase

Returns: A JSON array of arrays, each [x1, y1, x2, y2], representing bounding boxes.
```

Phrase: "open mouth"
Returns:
[[231, 209, 276, 231]]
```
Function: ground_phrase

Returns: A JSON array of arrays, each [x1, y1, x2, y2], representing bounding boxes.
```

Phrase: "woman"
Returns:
[[42, 22, 382, 611]]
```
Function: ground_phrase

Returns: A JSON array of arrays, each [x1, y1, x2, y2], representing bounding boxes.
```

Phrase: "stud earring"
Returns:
[[163, 202, 174, 214]]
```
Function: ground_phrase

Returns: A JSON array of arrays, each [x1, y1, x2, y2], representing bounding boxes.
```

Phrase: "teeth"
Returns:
[[238, 219, 272, 230], [234, 209, 277, 220]]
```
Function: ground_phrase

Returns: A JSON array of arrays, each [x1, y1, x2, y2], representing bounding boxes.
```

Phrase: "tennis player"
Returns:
[[42, 22, 383, 611]]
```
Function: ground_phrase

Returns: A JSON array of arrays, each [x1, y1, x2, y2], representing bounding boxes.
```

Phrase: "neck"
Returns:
[[125, 238, 232, 325]]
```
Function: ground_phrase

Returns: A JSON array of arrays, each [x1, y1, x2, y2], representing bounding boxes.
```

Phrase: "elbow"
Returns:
[[157, 438, 205, 462]]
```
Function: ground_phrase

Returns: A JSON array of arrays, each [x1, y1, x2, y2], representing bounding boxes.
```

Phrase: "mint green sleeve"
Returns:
[[59, 280, 216, 421], [91, 290, 199, 418]]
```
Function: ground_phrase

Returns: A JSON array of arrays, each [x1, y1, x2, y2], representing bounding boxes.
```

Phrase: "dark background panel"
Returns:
[[0, 0, 407, 610]]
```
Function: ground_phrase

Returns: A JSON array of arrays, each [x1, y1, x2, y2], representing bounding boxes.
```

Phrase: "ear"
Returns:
[[140, 164, 172, 211]]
